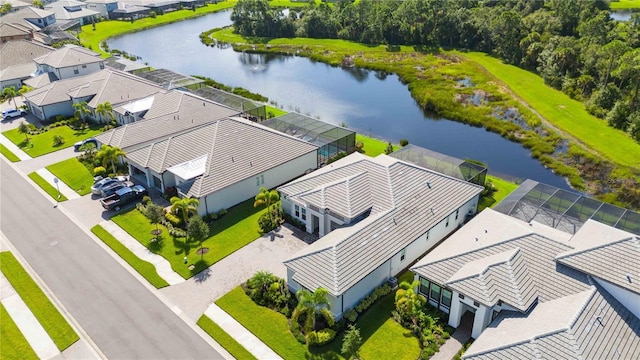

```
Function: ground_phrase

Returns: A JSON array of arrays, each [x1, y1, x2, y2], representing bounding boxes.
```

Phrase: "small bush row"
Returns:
[[344, 283, 392, 323], [305, 328, 336, 346]]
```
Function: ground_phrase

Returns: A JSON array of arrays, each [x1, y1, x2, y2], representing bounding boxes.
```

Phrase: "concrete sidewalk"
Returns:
[[204, 303, 282, 360], [36, 168, 82, 200], [0, 133, 31, 161], [0, 272, 59, 359], [100, 220, 185, 286]]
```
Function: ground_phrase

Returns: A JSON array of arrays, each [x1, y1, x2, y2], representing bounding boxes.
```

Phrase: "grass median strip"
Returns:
[[197, 315, 257, 360], [28, 172, 68, 202], [47, 158, 94, 196], [0, 252, 78, 351], [0, 303, 39, 360], [91, 225, 169, 289], [0, 143, 20, 162]]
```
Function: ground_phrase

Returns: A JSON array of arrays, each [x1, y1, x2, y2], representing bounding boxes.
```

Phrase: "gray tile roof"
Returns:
[[125, 117, 318, 198], [464, 285, 640, 359], [556, 220, 640, 295], [23, 71, 58, 88], [0, 40, 53, 68], [95, 91, 239, 150], [0, 22, 30, 37], [0, 62, 35, 81], [33, 44, 101, 69], [282, 153, 484, 297]]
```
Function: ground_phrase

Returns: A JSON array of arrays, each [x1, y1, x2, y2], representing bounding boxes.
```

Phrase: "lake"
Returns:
[[108, 10, 571, 189]]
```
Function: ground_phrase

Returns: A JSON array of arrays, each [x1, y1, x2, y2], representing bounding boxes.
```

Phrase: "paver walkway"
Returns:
[[205, 303, 282, 360], [100, 220, 185, 285], [432, 312, 473, 360], [0, 273, 59, 360], [36, 168, 81, 200]]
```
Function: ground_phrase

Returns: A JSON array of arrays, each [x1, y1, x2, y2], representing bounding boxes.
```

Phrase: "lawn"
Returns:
[[27, 172, 69, 202], [0, 252, 79, 351], [0, 143, 20, 162], [46, 158, 94, 196], [0, 303, 38, 360], [2, 125, 102, 158], [356, 134, 399, 157], [461, 52, 640, 169], [266, 105, 287, 118], [216, 284, 422, 360], [197, 315, 257, 360], [610, 0, 640, 9], [478, 175, 518, 211], [91, 225, 169, 289], [111, 198, 267, 278]]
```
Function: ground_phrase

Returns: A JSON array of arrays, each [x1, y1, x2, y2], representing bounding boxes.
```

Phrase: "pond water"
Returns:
[[610, 11, 634, 21], [108, 10, 571, 189]]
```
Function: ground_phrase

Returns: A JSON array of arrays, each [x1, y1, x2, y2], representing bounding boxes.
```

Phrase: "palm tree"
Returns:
[[18, 121, 30, 142], [3, 87, 16, 107], [395, 280, 426, 328], [72, 101, 91, 126], [170, 197, 200, 226], [246, 271, 276, 302], [96, 145, 125, 174], [17, 85, 32, 98], [292, 287, 334, 333], [95, 101, 115, 123], [254, 187, 280, 223]]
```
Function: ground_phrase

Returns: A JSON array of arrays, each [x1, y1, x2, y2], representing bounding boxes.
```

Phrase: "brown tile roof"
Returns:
[[0, 39, 53, 68]]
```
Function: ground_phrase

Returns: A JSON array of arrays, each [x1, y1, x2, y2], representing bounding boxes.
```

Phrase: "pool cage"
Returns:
[[192, 87, 266, 121], [261, 113, 356, 165], [136, 69, 205, 91], [389, 145, 487, 186], [493, 179, 640, 235]]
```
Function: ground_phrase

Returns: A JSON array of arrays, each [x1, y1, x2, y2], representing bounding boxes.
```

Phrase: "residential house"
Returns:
[[0, 0, 32, 13], [0, 39, 53, 90], [411, 208, 640, 358], [0, 6, 57, 30], [84, 0, 118, 19], [110, 3, 150, 20], [0, 22, 33, 43], [280, 152, 484, 319], [45, 0, 99, 26], [32, 44, 104, 81], [122, 0, 179, 15]]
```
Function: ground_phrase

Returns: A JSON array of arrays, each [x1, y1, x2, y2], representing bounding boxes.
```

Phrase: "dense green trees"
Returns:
[[232, 0, 640, 142]]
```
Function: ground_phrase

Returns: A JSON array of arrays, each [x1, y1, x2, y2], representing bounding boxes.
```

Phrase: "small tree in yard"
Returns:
[[170, 197, 199, 226], [53, 135, 65, 146], [341, 324, 362, 360], [395, 280, 426, 331], [384, 141, 394, 154], [18, 121, 30, 142], [96, 145, 125, 175], [254, 187, 280, 222], [146, 203, 165, 236], [187, 215, 209, 260], [293, 287, 334, 333]]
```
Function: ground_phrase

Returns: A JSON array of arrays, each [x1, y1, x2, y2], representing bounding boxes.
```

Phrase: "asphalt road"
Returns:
[[0, 160, 223, 360]]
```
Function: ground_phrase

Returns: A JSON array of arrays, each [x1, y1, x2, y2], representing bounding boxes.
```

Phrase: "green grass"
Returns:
[[91, 225, 169, 289], [46, 158, 94, 196], [0, 143, 20, 162], [610, 0, 640, 9], [80, 1, 239, 56], [356, 134, 399, 157], [0, 303, 39, 360], [2, 125, 102, 158], [111, 198, 267, 278], [478, 175, 518, 211], [27, 172, 69, 202], [461, 52, 640, 169], [217, 284, 422, 360], [0, 252, 79, 351], [197, 315, 257, 360], [266, 105, 287, 118]]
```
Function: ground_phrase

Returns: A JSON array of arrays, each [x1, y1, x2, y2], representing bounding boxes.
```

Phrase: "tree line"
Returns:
[[231, 0, 640, 142]]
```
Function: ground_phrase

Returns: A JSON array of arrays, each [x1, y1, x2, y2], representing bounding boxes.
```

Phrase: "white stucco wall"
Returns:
[[198, 151, 317, 215], [342, 261, 390, 313], [594, 277, 640, 319], [57, 62, 104, 80], [39, 101, 74, 121]]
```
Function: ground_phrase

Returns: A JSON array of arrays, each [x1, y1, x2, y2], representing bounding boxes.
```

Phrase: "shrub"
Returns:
[[344, 308, 358, 323], [165, 212, 181, 227], [142, 195, 151, 205], [306, 329, 336, 346], [53, 134, 65, 146], [400, 139, 409, 146], [93, 166, 106, 177], [217, 208, 227, 217]]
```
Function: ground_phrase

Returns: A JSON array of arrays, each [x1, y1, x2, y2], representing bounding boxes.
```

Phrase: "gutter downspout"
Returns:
[[204, 195, 209, 215]]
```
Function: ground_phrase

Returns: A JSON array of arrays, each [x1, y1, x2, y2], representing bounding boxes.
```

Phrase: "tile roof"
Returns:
[[0, 22, 30, 36], [0, 40, 53, 68], [0, 62, 35, 81], [23, 71, 58, 88], [412, 209, 591, 309], [0, 7, 51, 30], [464, 285, 640, 359], [33, 44, 101, 68], [556, 220, 640, 295], [125, 117, 318, 197], [95, 91, 239, 150], [282, 153, 484, 296]]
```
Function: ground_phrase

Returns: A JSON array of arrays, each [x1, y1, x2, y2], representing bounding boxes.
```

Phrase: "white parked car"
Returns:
[[1, 108, 26, 120]]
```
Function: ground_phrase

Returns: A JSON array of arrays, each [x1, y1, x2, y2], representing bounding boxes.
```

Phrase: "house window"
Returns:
[[455, 209, 459, 220], [430, 283, 441, 303], [260, 175, 264, 185], [100, 63, 105, 69], [419, 278, 430, 295], [301, 207, 306, 221], [473, 301, 480, 307], [82, 64, 87, 68], [73, 67, 79, 74], [458, 293, 465, 299], [445, 216, 450, 228], [441, 289, 452, 308], [256, 176, 260, 186], [295, 205, 300, 217], [425, 230, 429, 241], [400, 248, 406, 262]]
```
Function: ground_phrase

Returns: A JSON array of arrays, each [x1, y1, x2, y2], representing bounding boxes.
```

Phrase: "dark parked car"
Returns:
[[74, 138, 98, 151], [101, 185, 148, 211]]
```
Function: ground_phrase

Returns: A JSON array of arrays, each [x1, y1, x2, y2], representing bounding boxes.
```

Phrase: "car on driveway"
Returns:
[[91, 178, 120, 195], [101, 185, 148, 211], [74, 138, 98, 151], [1, 108, 26, 120], [100, 180, 134, 198]]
